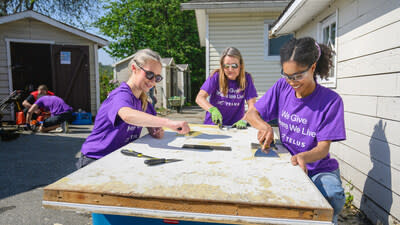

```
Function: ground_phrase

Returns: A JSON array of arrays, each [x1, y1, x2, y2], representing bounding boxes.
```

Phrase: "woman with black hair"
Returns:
[[245, 37, 346, 224]]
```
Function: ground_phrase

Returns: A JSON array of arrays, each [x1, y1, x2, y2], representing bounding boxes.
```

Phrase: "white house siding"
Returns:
[[293, 0, 400, 224], [0, 18, 100, 118], [207, 12, 281, 96]]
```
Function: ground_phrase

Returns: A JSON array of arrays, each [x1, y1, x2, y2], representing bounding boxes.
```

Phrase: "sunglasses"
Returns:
[[223, 63, 239, 69], [136, 62, 163, 83], [280, 64, 312, 81]]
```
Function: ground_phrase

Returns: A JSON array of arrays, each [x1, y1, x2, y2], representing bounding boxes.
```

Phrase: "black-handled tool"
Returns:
[[121, 149, 155, 158], [144, 158, 182, 166]]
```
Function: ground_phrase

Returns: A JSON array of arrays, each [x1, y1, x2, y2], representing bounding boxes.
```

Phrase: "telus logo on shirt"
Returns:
[[127, 125, 137, 132], [125, 134, 138, 143]]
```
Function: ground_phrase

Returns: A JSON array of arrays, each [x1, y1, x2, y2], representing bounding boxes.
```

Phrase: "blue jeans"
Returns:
[[311, 169, 345, 225]]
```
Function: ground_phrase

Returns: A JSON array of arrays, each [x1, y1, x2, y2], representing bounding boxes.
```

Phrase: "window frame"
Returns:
[[317, 10, 338, 88], [264, 20, 280, 61]]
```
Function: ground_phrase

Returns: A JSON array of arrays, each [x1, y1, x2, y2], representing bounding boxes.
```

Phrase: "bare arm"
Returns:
[[291, 141, 331, 173], [244, 106, 274, 151], [241, 97, 256, 120], [26, 104, 39, 124], [22, 100, 32, 109], [195, 90, 213, 111], [118, 107, 189, 134]]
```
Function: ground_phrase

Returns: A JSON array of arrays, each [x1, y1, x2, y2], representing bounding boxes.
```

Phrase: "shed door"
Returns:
[[51, 45, 90, 112]]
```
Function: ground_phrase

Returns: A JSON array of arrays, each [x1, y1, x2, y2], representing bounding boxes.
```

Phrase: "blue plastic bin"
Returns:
[[72, 112, 92, 125]]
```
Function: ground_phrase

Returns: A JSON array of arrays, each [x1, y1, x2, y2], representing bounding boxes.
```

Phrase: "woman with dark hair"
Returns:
[[245, 37, 346, 224], [196, 47, 258, 128]]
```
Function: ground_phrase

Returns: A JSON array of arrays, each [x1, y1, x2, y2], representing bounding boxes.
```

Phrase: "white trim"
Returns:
[[271, 0, 305, 36], [264, 22, 270, 59], [94, 44, 100, 112], [5, 38, 55, 44], [205, 13, 210, 79], [42, 201, 333, 225], [0, 11, 108, 46], [317, 10, 338, 88], [264, 20, 288, 61], [5, 39, 13, 120]]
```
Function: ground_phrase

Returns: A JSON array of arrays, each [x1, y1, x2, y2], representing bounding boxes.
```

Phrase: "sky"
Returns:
[[98, 47, 115, 66]]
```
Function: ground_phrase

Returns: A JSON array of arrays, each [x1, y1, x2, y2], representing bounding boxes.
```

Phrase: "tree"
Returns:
[[0, 0, 100, 29], [99, 63, 119, 103], [95, 0, 205, 103]]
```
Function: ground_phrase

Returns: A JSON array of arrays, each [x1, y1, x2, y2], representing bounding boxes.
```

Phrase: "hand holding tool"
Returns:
[[208, 106, 222, 125], [232, 120, 247, 129]]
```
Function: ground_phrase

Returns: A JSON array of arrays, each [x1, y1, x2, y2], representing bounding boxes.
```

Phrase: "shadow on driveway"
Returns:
[[0, 131, 87, 200]]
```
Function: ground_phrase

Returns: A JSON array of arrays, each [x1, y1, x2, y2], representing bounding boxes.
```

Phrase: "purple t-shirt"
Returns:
[[255, 78, 346, 176], [35, 96, 73, 116], [81, 82, 156, 159], [201, 72, 258, 126]]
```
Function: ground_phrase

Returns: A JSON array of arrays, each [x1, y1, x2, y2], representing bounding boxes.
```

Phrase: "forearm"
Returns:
[[119, 107, 173, 128], [22, 101, 32, 109], [244, 107, 269, 130], [195, 91, 213, 111], [297, 141, 331, 163], [26, 104, 39, 123], [242, 98, 256, 120]]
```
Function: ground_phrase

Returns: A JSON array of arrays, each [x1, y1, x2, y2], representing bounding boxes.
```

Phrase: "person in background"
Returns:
[[26, 95, 74, 133], [196, 47, 257, 129], [148, 86, 157, 107], [22, 84, 54, 120], [76, 49, 190, 169], [244, 37, 346, 225]]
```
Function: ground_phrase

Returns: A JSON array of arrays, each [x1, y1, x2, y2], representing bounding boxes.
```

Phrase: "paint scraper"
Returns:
[[251, 142, 279, 158]]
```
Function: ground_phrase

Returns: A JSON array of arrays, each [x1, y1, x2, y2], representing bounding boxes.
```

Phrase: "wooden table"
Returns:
[[43, 124, 333, 225]]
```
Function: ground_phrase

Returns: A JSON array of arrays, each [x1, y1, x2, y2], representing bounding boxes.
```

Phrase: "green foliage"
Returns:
[[0, 0, 100, 29], [345, 180, 355, 208], [99, 63, 119, 103], [95, 0, 205, 103]]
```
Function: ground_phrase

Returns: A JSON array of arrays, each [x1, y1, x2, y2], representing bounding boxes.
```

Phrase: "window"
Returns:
[[264, 21, 293, 60], [318, 12, 337, 87]]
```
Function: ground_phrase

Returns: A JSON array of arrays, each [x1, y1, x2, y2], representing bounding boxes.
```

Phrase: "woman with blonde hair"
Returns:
[[76, 49, 190, 168], [196, 47, 257, 128]]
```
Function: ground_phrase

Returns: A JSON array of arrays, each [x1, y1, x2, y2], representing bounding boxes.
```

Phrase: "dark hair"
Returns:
[[280, 37, 334, 80]]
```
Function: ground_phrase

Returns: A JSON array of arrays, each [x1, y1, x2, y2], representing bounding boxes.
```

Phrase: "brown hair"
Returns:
[[129, 49, 162, 111], [212, 47, 246, 96], [37, 84, 48, 91]]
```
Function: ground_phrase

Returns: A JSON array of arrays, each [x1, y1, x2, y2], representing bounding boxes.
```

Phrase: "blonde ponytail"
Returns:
[[140, 92, 148, 111]]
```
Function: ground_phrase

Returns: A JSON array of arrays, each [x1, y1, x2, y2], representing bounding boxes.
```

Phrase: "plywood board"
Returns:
[[43, 124, 333, 223]]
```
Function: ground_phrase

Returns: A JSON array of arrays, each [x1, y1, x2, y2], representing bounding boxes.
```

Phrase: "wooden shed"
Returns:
[[113, 56, 183, 109], [0, 10, 108, 120], [176, 64, 191, 103], [270, 0, 400, 224], [181, 0, 290, 95]]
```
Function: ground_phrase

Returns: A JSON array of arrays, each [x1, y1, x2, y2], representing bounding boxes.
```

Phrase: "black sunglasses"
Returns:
[[135, 62, 163, 83]]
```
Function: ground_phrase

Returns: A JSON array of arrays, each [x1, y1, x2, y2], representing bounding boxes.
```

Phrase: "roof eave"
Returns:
[[270, 0, 331, 37], [0, 10, 109, 47], [181, 1, 290, 10]]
